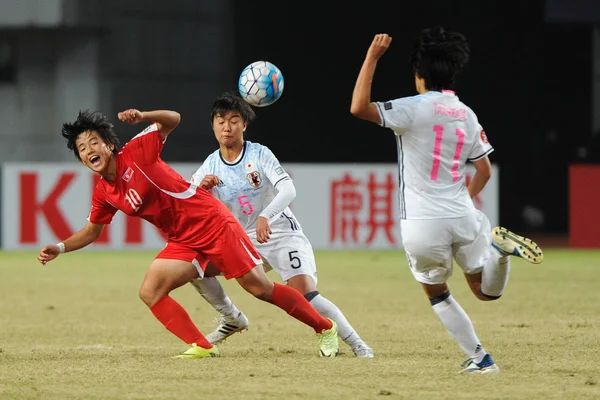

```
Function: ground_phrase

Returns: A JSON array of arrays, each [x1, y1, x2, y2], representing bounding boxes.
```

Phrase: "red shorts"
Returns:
[[155, 221, 262, 279]]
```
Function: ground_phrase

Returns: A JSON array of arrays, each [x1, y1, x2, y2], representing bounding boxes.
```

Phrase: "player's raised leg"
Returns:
[[190, 276, 249, 344], [464, 246, 511, 301], [481, 227, 543, 299], [455, 212, 511, 301], [461, 223, 544, 301], [138, 257, 219, 359]]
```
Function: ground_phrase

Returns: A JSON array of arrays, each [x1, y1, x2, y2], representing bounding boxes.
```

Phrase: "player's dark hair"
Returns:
[[61, 110, 120, 161], [210, 92, 256, 125], [409, 26, 470, 91]]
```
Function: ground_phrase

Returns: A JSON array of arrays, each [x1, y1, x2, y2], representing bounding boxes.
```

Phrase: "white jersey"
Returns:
[[375, 90, 493, 219], [191, 141, 301, 235]]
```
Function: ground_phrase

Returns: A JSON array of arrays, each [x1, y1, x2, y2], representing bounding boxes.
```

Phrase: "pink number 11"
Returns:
[[430, 124, 465, 182]]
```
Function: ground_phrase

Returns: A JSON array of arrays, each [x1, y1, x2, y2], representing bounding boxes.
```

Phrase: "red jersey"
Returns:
[[88, 124, 236, 247]]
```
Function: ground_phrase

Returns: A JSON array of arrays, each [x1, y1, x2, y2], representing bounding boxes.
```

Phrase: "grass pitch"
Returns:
[[0, 249, 599, 399]]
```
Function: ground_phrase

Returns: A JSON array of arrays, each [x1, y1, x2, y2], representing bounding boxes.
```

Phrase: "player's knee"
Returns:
[[139, 282, 166, 307], [237, 269, 274, 300], [287, 274, 317, 295], [250, 286, 272, 301], [138, 286, 154, 307], [241, 277, 273, 300]]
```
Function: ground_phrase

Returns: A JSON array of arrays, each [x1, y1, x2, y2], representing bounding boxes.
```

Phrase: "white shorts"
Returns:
[[401, 209, 492, 285], [249, 230, 318, 284]]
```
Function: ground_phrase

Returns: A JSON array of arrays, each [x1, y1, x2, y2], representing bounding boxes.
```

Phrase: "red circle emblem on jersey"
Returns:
[[480, 130, 489, 144]]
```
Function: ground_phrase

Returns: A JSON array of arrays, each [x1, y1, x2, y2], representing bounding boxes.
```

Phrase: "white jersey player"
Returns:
[[351, 28, 543, 373], [192, 141, 301, 247], [189, 92, 373, 357]]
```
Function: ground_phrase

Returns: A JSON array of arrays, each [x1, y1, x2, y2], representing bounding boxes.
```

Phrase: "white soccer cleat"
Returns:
[[492, 226, 544, 264], [352, 342, 375, 358], [205, 312, 249, 345], [459, 354, 500, 374]]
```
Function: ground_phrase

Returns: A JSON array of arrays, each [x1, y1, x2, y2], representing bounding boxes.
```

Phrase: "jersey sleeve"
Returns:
[[121, 123, 164, 164], [87, 186, 118, 225], [260, 146, 291, 188], [467, 123, 494, 161], [190, 157, 222, 200], [374, 96, 419, 133], [190, 161, 209, 185]]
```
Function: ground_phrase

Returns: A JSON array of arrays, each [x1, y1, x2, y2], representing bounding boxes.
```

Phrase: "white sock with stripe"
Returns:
[[306, 291, 363, 348], [190, 277, 241, 318], [431, 292, 486, 363]]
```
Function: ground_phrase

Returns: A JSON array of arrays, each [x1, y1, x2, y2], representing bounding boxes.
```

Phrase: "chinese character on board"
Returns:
[[330, 172, 396, 245]]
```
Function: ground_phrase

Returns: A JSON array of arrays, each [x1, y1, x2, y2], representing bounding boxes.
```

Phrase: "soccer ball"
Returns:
[[238, 61, 284, 107]]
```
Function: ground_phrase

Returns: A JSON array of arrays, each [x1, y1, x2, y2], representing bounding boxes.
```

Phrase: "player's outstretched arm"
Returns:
[[37, 222, 104, 265], [350, 33, 392, 124], [118, 109, 181, 140], [468, 156, 492, 199]]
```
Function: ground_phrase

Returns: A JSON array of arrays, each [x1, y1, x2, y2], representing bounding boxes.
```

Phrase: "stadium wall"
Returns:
[[0, 163, 498, 251]]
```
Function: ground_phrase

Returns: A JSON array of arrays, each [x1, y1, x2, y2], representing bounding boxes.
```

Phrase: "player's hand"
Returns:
[[199, 175, 221, 190], [256, 216, 272, 244], [118, 109, 144, 124], [37, 245, 60, 265], [367, 33, 392, 61]]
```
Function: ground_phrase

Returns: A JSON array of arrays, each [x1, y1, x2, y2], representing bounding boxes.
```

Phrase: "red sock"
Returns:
[[150, 296, 212, 349], [268, 283, 332, 333]]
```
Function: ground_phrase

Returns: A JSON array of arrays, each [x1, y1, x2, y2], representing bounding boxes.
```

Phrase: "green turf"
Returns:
[[0, 249, 599, 399]]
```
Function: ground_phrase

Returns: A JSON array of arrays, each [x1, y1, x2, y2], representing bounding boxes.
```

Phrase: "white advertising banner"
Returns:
[[286, 164, 498, 250], [1, 163, 498, 250]]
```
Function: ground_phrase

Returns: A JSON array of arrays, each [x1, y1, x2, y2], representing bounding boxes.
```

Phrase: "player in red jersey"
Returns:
[[36, 108, 339, 358]]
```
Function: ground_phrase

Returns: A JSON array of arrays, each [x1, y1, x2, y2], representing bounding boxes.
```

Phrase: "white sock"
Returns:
[[481, 247, 511, 298], [309, 294, 362, 347], [190, 277, 240, 318], [431, 293, 486, 363]]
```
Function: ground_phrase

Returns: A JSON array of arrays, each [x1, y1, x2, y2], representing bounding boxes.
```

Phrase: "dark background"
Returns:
[[224, 0, 594, 234], [109, 0, 596, 235]]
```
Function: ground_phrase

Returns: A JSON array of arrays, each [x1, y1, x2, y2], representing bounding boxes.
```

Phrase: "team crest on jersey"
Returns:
[[246, 171, 262, 187], [122, 167, 134, 182], [480, 130, 489, 144]]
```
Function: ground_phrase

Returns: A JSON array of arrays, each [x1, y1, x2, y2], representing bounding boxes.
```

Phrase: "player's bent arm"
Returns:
[[141, 110, 181, 140], [62, 222, 105, 253], [350, 58, 382, 124], [259, 179, 296, 220], [351, 34, 391, 125], [468, 156, 492, 199]]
